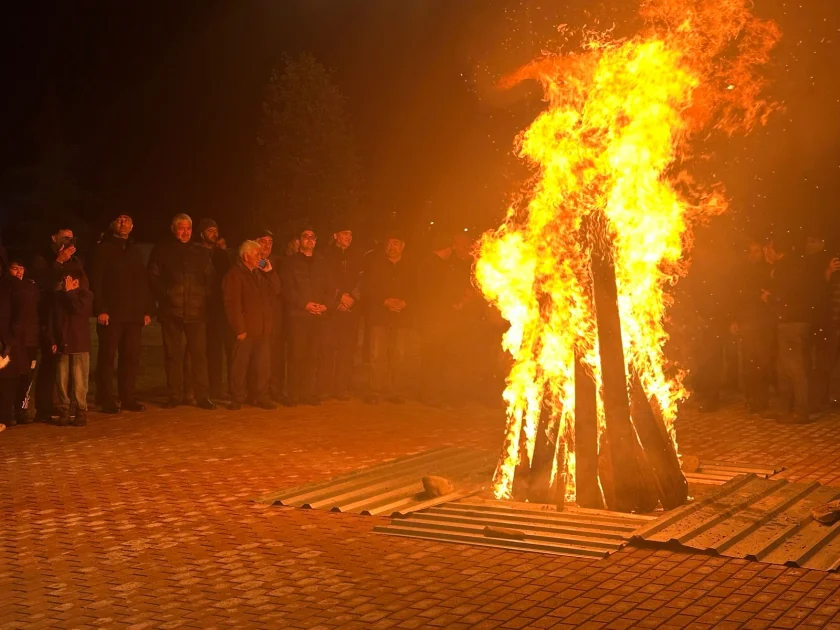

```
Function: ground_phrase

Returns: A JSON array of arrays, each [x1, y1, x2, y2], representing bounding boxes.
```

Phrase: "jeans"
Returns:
[[369, 325, 410, 397], [56, 352, 90, 411], [775, 322, 811, 416]]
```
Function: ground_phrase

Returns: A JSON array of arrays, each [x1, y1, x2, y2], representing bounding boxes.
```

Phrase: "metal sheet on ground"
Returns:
[[633, 474, 840, 571], [253, 447, 495, 516], [685, 460, 785, 485], [375, 498, 655, 558]]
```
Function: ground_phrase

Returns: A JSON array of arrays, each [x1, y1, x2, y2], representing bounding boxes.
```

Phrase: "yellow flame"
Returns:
[[477, 0, 779, 503]]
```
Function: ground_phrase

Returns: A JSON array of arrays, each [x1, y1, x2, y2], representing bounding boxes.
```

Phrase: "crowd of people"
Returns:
[[0, 213, 838, 432], [0, 212, 498, 429]]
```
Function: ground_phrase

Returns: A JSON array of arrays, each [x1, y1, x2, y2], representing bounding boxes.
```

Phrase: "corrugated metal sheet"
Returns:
[[253, 447, 495, 516], [375, 498, 654, 558], [685, 460, 784, 486], [633, 474, 840, 571]]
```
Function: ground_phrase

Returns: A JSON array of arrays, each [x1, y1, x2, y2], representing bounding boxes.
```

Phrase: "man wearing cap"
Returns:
[[319, 220, 363, 400], [198, 218, 234, 399], [254, 229, 287, 402], [89, 213, 154, 414], [362, 227, 414, 404]]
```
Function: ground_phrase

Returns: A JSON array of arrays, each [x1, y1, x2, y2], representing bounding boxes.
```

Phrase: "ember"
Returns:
[[475, 0, 780, 512]]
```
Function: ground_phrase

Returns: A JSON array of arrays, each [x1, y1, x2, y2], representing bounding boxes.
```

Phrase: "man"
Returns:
[[31, 226, 84, 421], [89, 214, 154, 414], [281, 227, 332, 406], [147, 214, 216, 410], [319, 221, 363, 400], [0, 257, 25, 428], [363, 228, 414, 404], [8, 256, 41, 424], [223, 240, 281, 410], [812, 245, 840, 412], [197, 218, 234, 400], [254, 229, 285, 402], [417, 229, 462, 406]]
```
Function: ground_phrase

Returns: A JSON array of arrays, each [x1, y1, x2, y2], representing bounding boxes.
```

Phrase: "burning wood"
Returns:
[[475, 0, 780, 512]]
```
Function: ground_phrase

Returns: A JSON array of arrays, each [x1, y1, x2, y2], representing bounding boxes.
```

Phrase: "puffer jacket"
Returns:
[[147, 238, 214, 323]]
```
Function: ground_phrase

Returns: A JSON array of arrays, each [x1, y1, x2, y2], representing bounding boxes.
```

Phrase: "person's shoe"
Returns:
[[55, 410, 70, 427], [100, 402, 121, 414], [122, 401, 146, 412], [228, 402, 242, 411], [196, 398, 216, 410], [282, 397, 298, 408], [161, 398, 181, 409], [184, 397, 198, 406], [72, 410, 87, 426], [6, 417, 17, 427], [364, 395, 379, 405], [16, 413, 33, 425], [388, 395, 406, 404], [333, 392, 350, 401], [781, 412, 815, 425], [302, 396, 321, 407], [256, 399, 278, 410]]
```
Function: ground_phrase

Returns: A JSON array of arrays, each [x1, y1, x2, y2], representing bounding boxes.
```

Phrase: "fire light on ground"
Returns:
[[476, 0, 780, 505]]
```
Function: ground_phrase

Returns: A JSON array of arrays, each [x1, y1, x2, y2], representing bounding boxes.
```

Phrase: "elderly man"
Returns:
[[222, 240, 281, 410], [147, 214, 215, 410], [89, 214, 154, 414]]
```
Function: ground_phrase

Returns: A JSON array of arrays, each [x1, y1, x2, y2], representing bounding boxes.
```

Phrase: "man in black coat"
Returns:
[[280, 227, 333, 406], [318, 221, 363, 400], [147, 213, 216, 410], [89, 213, 154, 414], [0, 257, 25, 428], [7, 255, 40, 424]]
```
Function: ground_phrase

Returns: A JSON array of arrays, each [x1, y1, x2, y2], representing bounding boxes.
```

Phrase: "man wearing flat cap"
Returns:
[[89, 213, 154, 413]]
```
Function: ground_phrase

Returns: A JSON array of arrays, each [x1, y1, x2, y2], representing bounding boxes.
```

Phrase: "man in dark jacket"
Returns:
[[223, 240, 281, 410], [280, 227, 333, 406], [318, 221, 362, 400], [198, 218, 234, 399], [255, 229, 286, 402], [0, 258, 25, 428], [8, 256, 39, 424], [89, 214, 154, 414], [147, 213, 216, 410], [363, 228, 414, 404]]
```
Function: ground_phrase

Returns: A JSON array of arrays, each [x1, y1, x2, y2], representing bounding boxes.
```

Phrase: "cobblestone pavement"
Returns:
[[3, 394, 840, 629]]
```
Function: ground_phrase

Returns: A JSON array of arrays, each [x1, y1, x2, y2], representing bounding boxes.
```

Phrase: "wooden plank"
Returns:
[[574, 353, 603, 509]]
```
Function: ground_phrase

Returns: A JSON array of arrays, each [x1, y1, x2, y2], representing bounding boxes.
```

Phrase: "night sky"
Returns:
[[1, 0, 838, 247]]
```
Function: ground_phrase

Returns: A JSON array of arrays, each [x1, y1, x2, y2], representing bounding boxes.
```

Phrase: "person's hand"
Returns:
[[305, 302, 322, 315], [56, 244, 76, 264], [337, 303, 348, 312], [260, 259, 273, 273], [827, 257, 840, 279], [339, 293, 354, 309], [51, 344, 58, 354], [63, 276, 79, 292], [216, 238, 227, 250], [236, 332, 247, 341], [384, 298, 401, 312], [97, 313, 110, 326], [143, 315, 152, 326], [760, 289, 771, 303]]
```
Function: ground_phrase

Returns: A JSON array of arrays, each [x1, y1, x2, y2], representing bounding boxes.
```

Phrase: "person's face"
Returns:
[[172, 220, 192, 243], [747, 242, 763, 264], [9, 263, 24, 280], [243, 247, 262, 268], [806, 236, 825, 255], [300, 231, 317, 253], [385, 238, 405, 259], [257, 236, 273, 257], [114, 215, 133, 237], [52, 229, 74, 248], [334, 230, 353, 249], [202, 227, 219, 244]]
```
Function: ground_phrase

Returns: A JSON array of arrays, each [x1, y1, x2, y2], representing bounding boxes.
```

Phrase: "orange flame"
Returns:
[[476, 0, 780, 502]]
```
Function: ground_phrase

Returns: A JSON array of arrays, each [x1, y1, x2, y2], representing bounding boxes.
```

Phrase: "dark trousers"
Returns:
[[96, 321, 143, 406], [16, 347, 38, 419], [420, 323, 455, 403], [0, 378, 17, 424], [741, 321, 773, 412], [288, 316, 324, 402], [229, 334, 271, 404], [775, 322, 811, 416], [693, 324, 724, 409], [161, 319, 209, 401], [813, 325, 840, 410], [319, 312, 360, 396], [269, 314, 287, 401], [206, 313, 233, 398], [33, 346, 58, 418], [369, 324, 410, 397]]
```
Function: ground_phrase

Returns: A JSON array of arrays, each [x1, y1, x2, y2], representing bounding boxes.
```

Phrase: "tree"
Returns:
[[255, 53, 360, 232]]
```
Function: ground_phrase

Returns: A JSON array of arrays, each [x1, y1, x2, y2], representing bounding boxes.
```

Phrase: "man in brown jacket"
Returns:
[[222, 240, 281, 410]]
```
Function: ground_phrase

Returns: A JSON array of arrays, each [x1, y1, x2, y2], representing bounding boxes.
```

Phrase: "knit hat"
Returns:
[[256, 228, 274, 240], [198, 218, 218, 234]]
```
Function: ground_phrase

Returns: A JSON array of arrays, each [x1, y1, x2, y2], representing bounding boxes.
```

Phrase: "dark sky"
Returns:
[[1, 0, 838, 245]]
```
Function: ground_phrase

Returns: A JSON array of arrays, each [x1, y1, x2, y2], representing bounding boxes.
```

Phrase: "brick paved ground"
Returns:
[[3, 381, 840, 628]]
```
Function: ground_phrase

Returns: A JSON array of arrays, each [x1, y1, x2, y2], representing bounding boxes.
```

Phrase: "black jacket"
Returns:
[[17, 277, 40, 348], [323, 243, 363, 308], [147, 238, 214, 323], [222, 262, 282, 336], [48, 285, 94, 354], [89, 232, 154, 323], [0, 275, 25, 379], [363, 253, 415, 328], [280, 253, 334, 318]]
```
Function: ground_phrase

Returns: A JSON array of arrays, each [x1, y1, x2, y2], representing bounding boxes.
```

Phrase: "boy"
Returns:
[[48, 273, 93, 426]]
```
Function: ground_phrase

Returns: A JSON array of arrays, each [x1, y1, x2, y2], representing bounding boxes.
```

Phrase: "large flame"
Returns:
[[476, 0, 780, 502]]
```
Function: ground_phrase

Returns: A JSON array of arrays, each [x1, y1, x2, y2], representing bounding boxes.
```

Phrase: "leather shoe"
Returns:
[[228, 402, 242, 411], [364, 395, 379, 405], [100, 403, 121, 414], [283, 398, 298, 407], [122, 401, 146, 412], [196, 397, 216, 410], [257, 400, 278, 410], [302, 396, 321, 406], [161, 399, 181, 409]]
